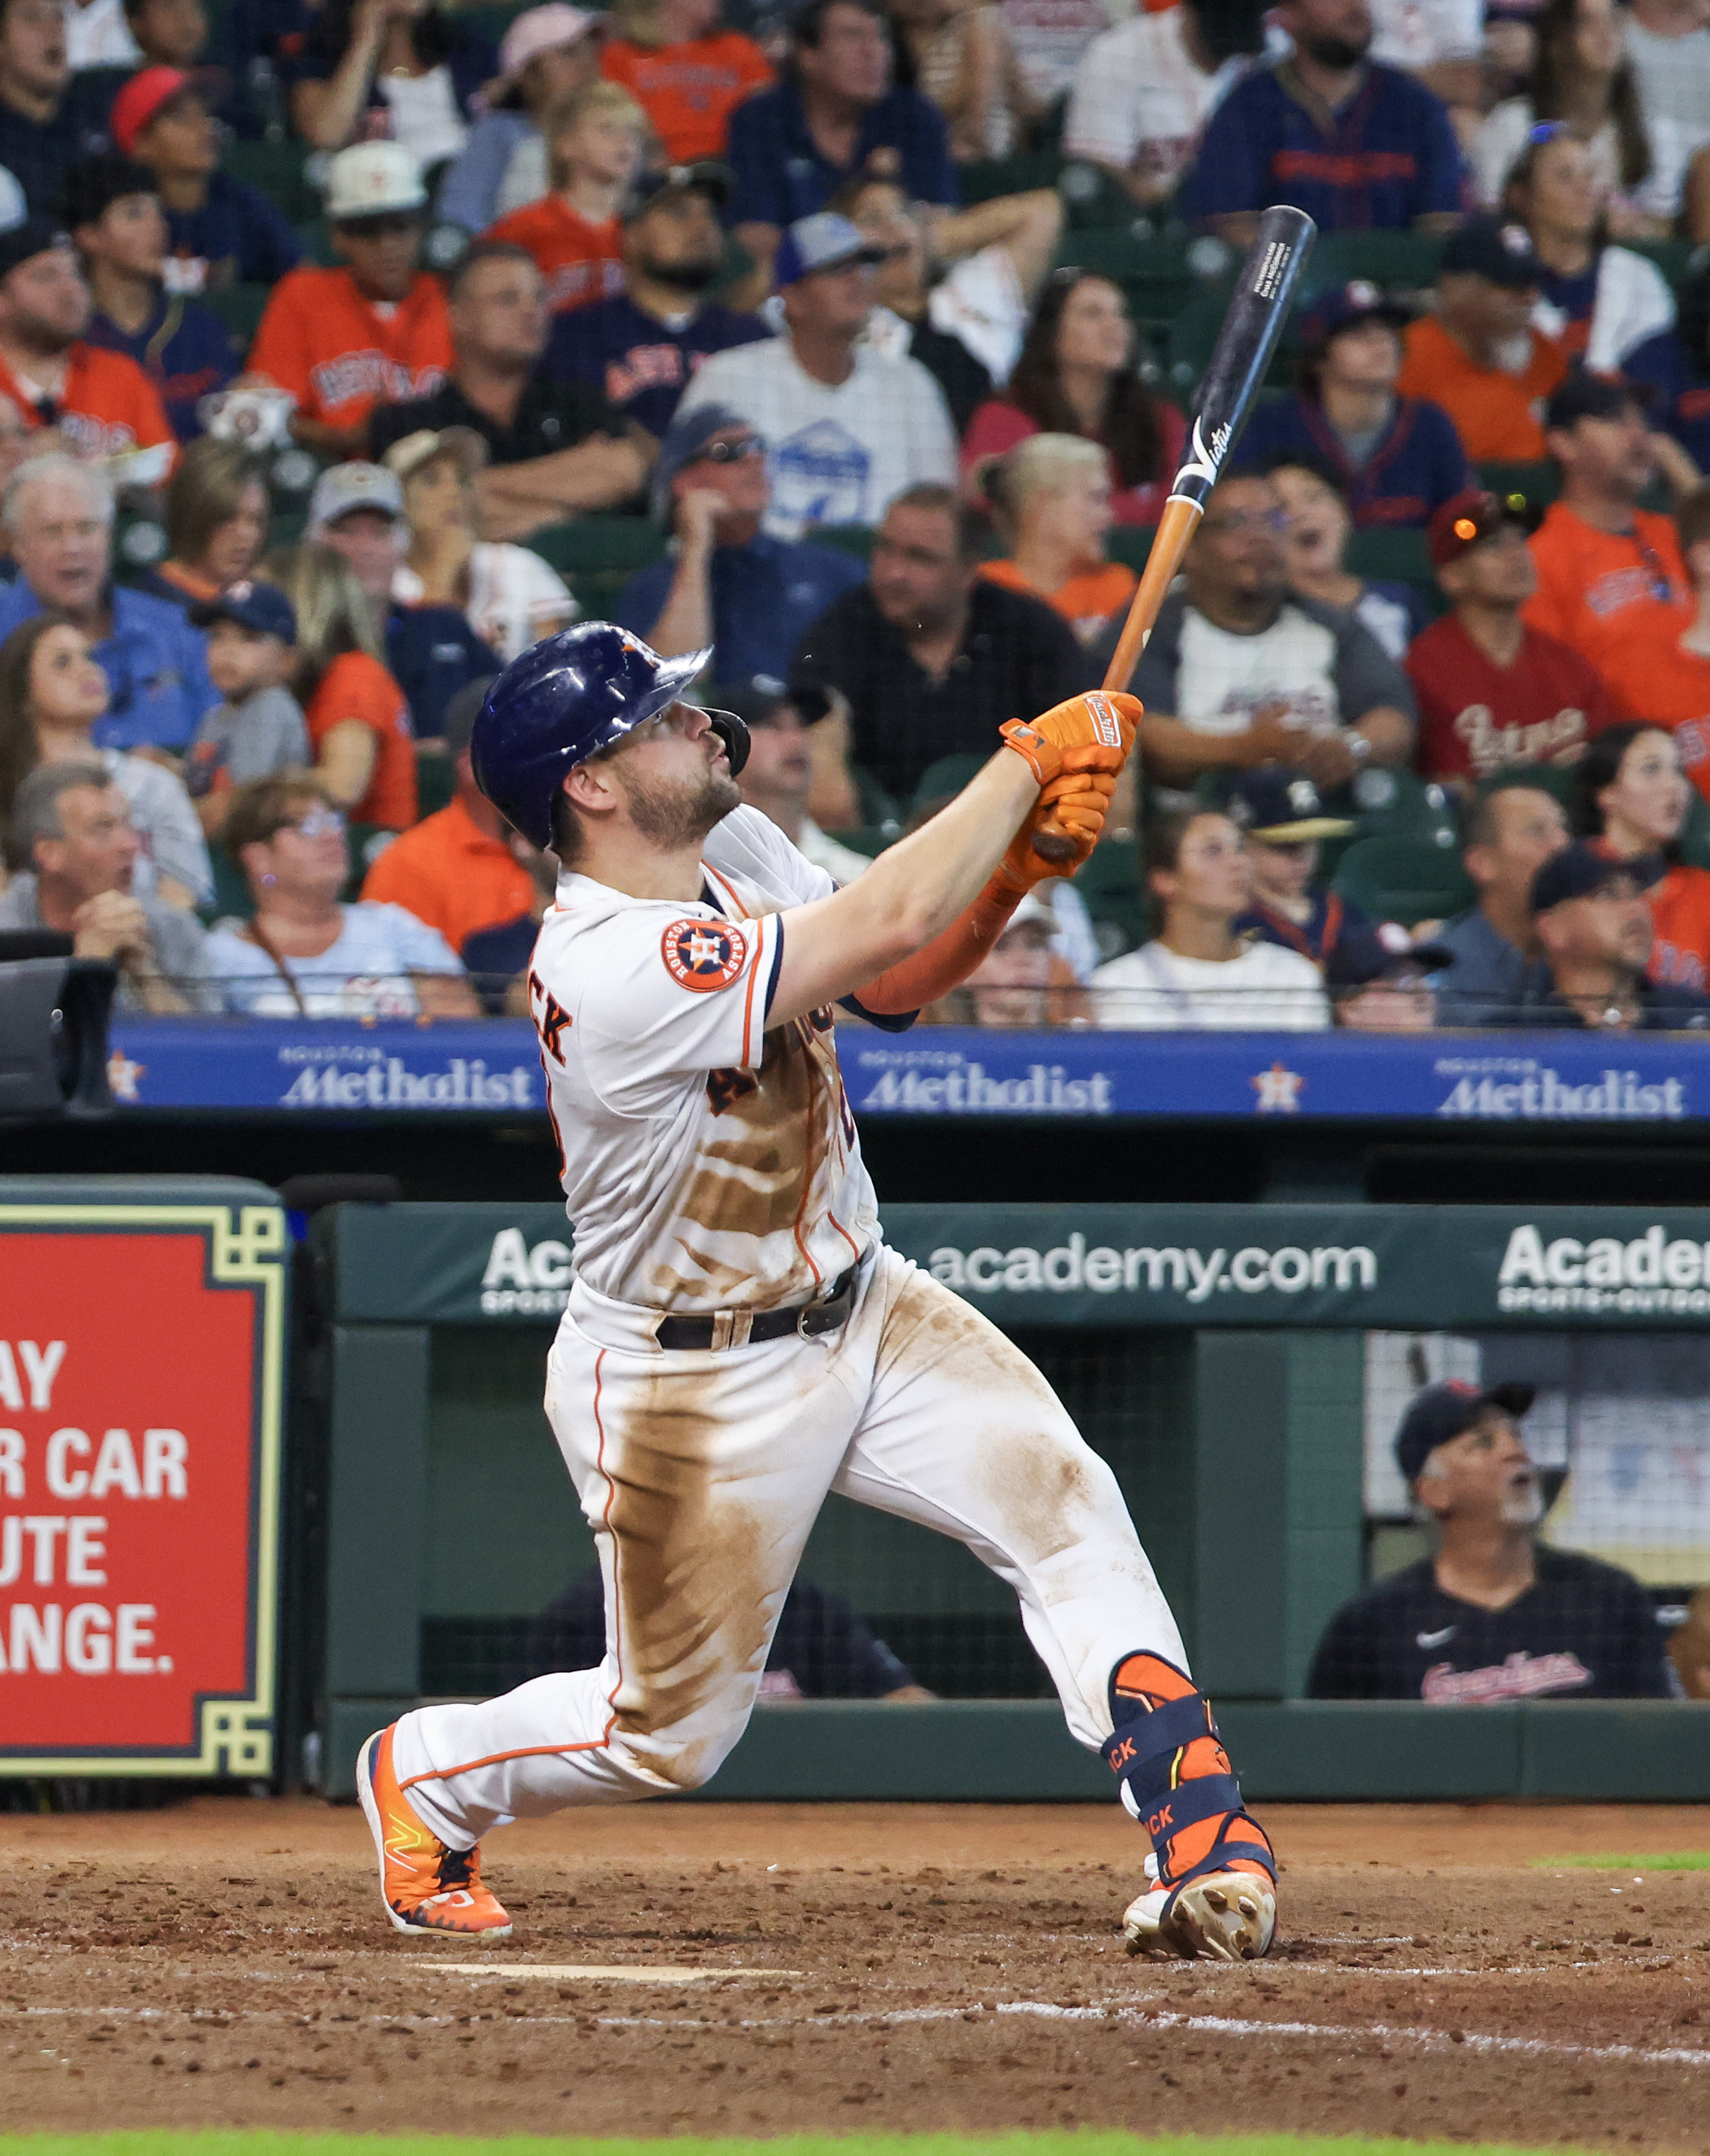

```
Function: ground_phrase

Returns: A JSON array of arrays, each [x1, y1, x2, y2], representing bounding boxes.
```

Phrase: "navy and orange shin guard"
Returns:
[[1101, 1652, 1276, 1906]]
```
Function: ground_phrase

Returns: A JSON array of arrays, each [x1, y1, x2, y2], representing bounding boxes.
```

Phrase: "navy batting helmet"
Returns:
[[469, 622, 749, 849]]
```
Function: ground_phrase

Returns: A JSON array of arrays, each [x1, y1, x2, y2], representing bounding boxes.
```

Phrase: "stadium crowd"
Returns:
[[1, 0, 1710, 1026]]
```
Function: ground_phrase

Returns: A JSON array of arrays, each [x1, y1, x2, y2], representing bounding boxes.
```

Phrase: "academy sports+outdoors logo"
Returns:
[[929, 1232, 1376, 1301], [1495, 1222, 1710, 1313], [661, 918, 747, 992]]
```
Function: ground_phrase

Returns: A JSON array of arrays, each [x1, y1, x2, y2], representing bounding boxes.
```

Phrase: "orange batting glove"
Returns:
[[994, 745, 1122, 894], [1000, 690, 1142, 788]]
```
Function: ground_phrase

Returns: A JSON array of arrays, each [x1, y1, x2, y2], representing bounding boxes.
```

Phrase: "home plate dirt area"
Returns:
[[5, 1800, 1710, 2146]]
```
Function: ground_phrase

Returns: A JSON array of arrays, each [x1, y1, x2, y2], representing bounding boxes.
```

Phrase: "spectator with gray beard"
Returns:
[[0, 761, 207, 1009], [1309, 1380, 1672, 1700]]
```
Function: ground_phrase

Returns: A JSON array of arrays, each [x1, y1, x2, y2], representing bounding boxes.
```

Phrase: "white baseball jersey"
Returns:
[[526, 804, 880, 1313]]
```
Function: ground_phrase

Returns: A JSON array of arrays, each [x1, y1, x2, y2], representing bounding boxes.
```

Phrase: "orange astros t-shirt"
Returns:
[[979, 557, 1138, 644], [485, 196, 626, 314], [1523, 502, 1694, 683], [360, 794, 537, 951], [1649, 862, 1710, 992], [601, 32, 773, 163], [1597, 631, 1710, 800], [0, 343, 174, 467], [306, 651, 417, 831], [1396, 316, 1568, 463], [249, 266, 453, 433]]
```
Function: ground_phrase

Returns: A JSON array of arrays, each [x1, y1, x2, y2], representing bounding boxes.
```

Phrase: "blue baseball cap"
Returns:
[[774, 211, 886, 288], [1394, 1379, 1535, 1486], [189, 578, 298, 643], [1300, 277, 1411, 347]]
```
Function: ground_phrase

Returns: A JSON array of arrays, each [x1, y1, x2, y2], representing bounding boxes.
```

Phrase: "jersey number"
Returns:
[[528, 969, 573, 1064]]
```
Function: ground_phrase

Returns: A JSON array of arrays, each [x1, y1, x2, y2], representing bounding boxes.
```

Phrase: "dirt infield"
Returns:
[[4, 1799, 1709, 2147]]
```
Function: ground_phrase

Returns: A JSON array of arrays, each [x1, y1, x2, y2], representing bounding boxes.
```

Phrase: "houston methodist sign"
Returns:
[[0, 1183, 287, 1777]]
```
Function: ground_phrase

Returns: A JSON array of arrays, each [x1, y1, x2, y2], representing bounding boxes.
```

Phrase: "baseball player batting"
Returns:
[[357, 623, 1278, 1963]]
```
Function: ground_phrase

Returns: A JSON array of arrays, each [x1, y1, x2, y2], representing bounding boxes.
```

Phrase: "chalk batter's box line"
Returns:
[[0, 1199, 287, 1777], [9, 1996, 1710, 2072]]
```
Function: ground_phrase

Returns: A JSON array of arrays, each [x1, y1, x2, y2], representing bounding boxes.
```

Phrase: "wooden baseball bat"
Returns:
[[1031, 204, 1318, 863]]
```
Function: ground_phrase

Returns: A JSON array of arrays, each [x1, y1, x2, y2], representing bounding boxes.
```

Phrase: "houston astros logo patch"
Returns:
[[661, 917, 747, 991]]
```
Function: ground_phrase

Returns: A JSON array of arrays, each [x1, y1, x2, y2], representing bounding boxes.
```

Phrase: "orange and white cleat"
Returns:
[[357, 1723, 513, 1939], [1103, 1653, 1276, 1963]]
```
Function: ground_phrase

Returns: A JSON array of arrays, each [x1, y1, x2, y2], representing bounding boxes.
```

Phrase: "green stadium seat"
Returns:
[[1332, 834, 1475, 924], [1472, 762, 1578, 816], [1678, 788, 1710, 874], [957, 150, 1062, 204], [1477, 461, 1560, 513], [416, 744, 455, 817], [1344, 527, 1433, 585], [222, 138, 322, 225], [1072, 834, 1147, 959], [203, 838, 251, 925], [1333, 764, 1460, 847], [1105, 526, 1155, 572], [911, 753, 989, 817], [527, 516, 666, 611], [822, 825, 896, 859], [1307, 230, 1445, 294], [200, 281, 272, 347], [814, 524, 874, 562]]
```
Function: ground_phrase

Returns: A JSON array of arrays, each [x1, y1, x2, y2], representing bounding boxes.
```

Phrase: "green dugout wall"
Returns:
[[313, 1201, 1710, 1801]]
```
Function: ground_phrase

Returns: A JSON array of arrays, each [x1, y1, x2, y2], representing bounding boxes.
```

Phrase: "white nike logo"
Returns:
[[1417, 1626, 1457, 1649]]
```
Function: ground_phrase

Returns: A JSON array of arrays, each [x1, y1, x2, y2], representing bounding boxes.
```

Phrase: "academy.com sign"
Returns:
[[930, 1232, 1376, 1301], [1497, 1223, 1710, 1313]]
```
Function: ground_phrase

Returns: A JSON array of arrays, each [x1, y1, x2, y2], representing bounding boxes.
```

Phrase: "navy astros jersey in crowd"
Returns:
[[1307, 1547, 1674, 1701], [85, 294, 239, 441], [1180, 60, 1464, 233], [546, 294, 772, 438]]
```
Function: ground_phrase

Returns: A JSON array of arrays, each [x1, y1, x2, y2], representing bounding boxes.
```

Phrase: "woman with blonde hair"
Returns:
[[979, 432, 1136, 646], [263, 543, 418, 831], [890, 0, 1037, 162], [385, 428, 578, 664], [486, 79, 650, 312], [600, 0, 771, 165], [144, 438, 270, 609]]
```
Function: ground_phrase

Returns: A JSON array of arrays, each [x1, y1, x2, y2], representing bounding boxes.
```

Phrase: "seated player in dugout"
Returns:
[[355, 621, 1280, 1965], [1309, 1379, 1674, 1702]]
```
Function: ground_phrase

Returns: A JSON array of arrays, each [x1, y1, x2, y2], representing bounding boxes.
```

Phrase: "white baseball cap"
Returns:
[[325, 141, 427, 224], [309, 461, 404, 535]]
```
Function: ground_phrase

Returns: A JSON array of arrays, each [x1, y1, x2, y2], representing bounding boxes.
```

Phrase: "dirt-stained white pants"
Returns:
[[392, 1247, 1187, 1847]]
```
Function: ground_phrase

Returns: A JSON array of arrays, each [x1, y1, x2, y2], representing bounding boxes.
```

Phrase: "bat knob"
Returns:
[[1029, 825, 1081, 867]]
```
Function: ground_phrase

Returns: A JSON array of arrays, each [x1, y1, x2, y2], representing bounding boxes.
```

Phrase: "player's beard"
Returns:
[[616, 763, 743, 849]]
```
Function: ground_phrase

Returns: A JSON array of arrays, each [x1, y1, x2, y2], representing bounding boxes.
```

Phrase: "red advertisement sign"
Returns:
[[0, 1200, 285, 1775]]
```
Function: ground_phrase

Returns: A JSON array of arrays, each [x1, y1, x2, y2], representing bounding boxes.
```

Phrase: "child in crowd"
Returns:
[[1223, 766, 1364, 968], [486, 80, 648, 313], [183, 581, 309, 836]]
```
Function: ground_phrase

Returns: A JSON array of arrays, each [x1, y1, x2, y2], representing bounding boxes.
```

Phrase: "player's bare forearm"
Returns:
[[767, 751, 1038, 1025]]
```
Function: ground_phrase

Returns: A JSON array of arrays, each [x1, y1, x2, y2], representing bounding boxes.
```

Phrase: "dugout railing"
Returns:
[[305, 1199, 1710, 1803]]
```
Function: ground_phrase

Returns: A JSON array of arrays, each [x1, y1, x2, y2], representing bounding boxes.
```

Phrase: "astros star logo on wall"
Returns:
[[661, 917, 748, 992], [1251, 1061, 1304, 1114]]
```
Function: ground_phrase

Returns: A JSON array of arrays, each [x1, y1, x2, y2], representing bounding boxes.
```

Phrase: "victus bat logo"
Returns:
[[1178, 416, 1233, 491]]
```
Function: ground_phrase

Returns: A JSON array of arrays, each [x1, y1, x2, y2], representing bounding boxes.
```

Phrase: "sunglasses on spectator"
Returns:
[[285, 807, 347, 840], [690, 434, 764, 465]]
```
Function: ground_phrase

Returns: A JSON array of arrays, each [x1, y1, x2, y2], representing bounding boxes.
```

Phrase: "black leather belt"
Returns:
[[654, 1261, 863, 1352]]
